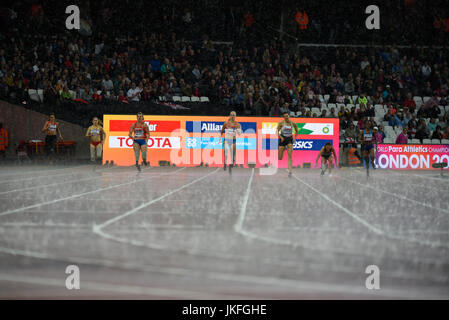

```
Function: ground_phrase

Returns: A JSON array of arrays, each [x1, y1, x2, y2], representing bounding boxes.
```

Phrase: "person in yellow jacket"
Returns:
[[0, 123, 8, 160], [85, 117, 106, 163]]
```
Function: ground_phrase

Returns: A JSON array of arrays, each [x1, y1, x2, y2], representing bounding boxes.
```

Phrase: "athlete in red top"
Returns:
[[128, 112, 150, 171]]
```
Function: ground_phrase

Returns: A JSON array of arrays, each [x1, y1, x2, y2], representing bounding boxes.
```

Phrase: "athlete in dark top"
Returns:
[[315, 142, 337, 176]]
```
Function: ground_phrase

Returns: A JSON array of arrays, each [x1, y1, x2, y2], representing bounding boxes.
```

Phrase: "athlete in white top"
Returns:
[[276, 111, 298, 177], [220, 111, 242, 174]]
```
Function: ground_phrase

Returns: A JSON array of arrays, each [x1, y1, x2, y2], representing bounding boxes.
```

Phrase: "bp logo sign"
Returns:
[[322, 127, 330, 134]]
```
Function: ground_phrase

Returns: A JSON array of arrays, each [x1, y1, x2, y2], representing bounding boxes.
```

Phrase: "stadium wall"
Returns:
[[0, 100, 89, 159]]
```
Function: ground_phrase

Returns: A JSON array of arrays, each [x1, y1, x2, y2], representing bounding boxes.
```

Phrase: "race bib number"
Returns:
[[135, 128, 144, 138]]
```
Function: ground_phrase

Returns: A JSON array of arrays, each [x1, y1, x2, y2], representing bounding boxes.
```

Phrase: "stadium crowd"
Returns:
[[1, 0, 449, 145]]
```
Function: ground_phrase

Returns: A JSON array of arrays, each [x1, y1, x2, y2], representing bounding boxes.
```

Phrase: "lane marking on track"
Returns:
[[339, 175, 449, 215], [292, 173, 449, 249], [0, 247, 447, 299], [0, 273, 253, 300], [0, 167, 184, 217], [93, 168, 219, 232]]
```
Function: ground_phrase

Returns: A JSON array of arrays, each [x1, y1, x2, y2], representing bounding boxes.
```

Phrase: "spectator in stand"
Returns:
[[117, 90, 129, 103], [373, 126, 383, 144], [402, 92, 416, 113], [378, 125, 386, 141], [428, 118, 437, 133], [442, 127, 449, 140], [358, 92, 368, 108], [415, 119, 430, 142], [403, 110, 412, 127], [329, 107, 337, 118], [396, 127, 409, 144], [60, 85, 73, 100], [432, 125, 443, 140], [127, 82, 141, 102]]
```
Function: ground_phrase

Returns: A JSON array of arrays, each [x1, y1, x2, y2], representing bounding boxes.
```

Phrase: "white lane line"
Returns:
[[0, 167, 186, 217], [0, 273, 253, 300], [0, 247, 446, 299], [389, 170, 449, 182], [353, 171, 448, 192], [0, 176, 106, 195], [0, 166, 111, 183], [339, 175, 449, 215], [0, 164, 93, 177], [93, 168, 219, 232], [293, 174, 449, 248], [292, 173, 385, 235], [234, 168, 254, 232], [0, 167, 193, 196]]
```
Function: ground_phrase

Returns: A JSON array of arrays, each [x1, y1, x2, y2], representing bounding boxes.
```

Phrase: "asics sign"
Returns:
[[263, 139, 333, 150]]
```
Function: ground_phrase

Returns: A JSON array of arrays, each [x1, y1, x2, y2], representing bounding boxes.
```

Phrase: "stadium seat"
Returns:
[[311, 107, 320, 115], [441, 139, 449, 145], [28, 89, 39, 102], [422, 139, 432, 144], [173, 96, 181, 102], [423, 96, 431, 104], [327, 103, 336, 110], [352, 95, 358, 103], [190, 96, 200, 102], [323, 94, 330, 102], [346, 103, 355, 109], [411, 139, 420, 144], [37, 89, 43, 102], [69, 90, 76, 99], [289, 111, 295, 117], [413, 96, 423, 107], [181, 96, 191, 102], [295, 111, 302, 117], [431, 139, 441, 144], [384, 138, 394, 144], [445, 105, 449, 113], [318, 94, 324, 102], [200, 96, 210, 102]]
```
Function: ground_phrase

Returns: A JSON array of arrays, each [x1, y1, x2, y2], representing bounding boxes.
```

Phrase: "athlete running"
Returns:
[[359, 120, 376, 176], [128, 112, 150, 172], [41, 113, 63, 163], [315, 142, 338, 176], [85, 117, 106, 163], [220, 111, 242, 175], [277, 111, 299, 177]]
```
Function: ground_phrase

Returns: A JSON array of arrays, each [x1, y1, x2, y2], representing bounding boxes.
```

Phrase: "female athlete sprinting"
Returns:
[[359, 120, 376, 176], [315, 142, 337, 176], [128, 112, 150, 172], [41, 113, 63, 163], [277, 111, 299, 177], [220, 111, 242, 175], [85, 117, 106, 163]]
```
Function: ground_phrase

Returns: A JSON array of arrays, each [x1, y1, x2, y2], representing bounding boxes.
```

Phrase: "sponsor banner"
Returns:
[[263, 139, 334, 151], [186, 137, 257, 150], [109, 120, 180, 132], [261, 122, 333, 135], [103, 115, 339, 167], [375, 144, 449, 170], [109, 136, 181, 149], [186, 121, 257, 133]]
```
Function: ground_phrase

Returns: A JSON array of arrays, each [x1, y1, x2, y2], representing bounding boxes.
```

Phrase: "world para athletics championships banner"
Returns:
[[102, 115, 340, 167], [375, 144, 449, 170]]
